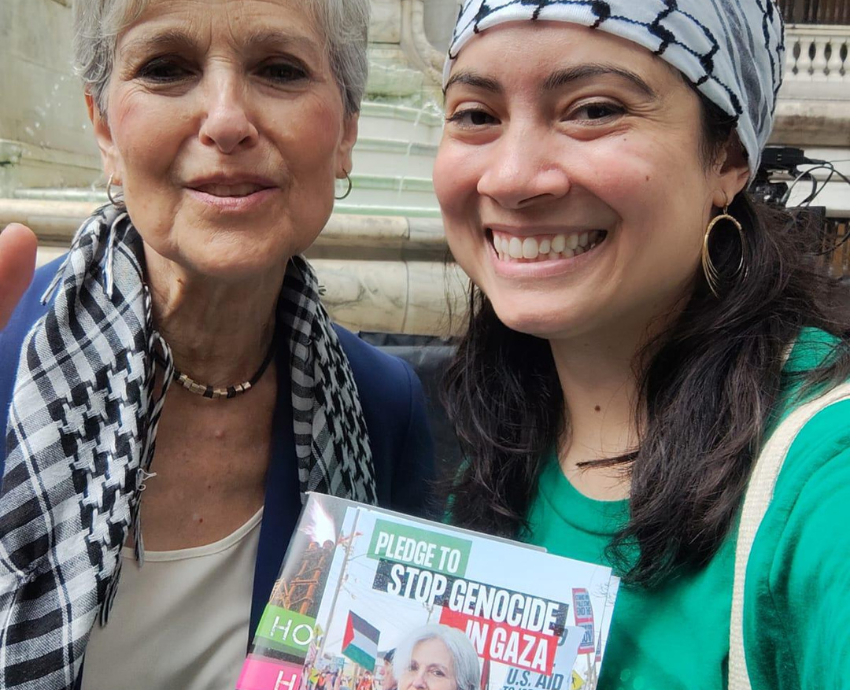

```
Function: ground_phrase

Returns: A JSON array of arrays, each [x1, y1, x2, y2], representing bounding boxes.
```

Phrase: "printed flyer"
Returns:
[[238, 494, 619, 690]]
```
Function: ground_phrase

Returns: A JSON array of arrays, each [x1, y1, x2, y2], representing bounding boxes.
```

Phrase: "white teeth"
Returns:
[[551, 235, 566, 253], [491, 229, 606, 263], [509, 237, 523, 259]]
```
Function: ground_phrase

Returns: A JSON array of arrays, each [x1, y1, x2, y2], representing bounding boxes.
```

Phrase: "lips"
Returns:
[[184, 175, 279, 213], [193, 183, 271, 198], [186, 175, 277, 198]]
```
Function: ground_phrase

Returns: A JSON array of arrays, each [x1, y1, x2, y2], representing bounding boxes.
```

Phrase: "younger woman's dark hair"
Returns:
[[444, 88, 850, 586]]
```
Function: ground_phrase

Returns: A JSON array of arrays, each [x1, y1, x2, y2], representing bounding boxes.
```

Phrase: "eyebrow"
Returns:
[[121, 28, 319, 59], [120, 29, 194, 57], [444, 64, 658, 100], [443, 71, 502, 96], [543, 64, 658, 98], [427, 664, 449, 673], [240, 28, 320, 55]]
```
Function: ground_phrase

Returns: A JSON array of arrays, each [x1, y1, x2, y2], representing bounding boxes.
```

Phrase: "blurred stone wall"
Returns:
[[0, 0, 100, 195]]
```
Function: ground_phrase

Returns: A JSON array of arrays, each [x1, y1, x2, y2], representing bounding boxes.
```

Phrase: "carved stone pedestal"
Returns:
[[366, 0, 457, 102]]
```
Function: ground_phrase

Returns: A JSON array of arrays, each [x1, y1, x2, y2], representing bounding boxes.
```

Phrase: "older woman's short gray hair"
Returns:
[[73, 0, 370, 116], [393, 625, 481, 690]]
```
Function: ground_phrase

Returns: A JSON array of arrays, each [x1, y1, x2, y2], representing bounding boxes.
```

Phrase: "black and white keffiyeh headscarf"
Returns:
[[0, 205, 376, 689], [446, 0, 785, 179]]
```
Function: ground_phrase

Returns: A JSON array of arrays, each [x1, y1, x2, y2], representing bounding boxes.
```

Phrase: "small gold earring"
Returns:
[[335, 171, 353, 201], [106, 174, 124, 207], [701, 205, 747, 298]]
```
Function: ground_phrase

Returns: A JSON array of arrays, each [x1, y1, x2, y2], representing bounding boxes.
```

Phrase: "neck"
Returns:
[[145, 248, 285, 388], [549, 306, 679, 499], [550, 332, 642, 465]]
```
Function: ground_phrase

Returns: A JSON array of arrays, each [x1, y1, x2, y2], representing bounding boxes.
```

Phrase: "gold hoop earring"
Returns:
[[702, 205, 747, 298], [106, 174, 124, 207], [335, 171, 353, 201]]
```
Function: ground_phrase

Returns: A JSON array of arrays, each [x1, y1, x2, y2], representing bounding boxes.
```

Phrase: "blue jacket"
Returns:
[[0, 259, 436, 676]]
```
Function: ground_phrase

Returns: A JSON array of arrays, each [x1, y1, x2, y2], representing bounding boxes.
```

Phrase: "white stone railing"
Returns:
[[782, 25, 850, 97]]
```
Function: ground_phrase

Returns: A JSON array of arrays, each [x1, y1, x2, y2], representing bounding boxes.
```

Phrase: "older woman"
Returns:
[[0, 1, 433, 688], [439, 1, 850, 689], [395, 625, 480, 690]]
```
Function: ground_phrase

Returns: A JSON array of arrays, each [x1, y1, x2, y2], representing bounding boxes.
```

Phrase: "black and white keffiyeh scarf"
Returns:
[[446, 0, 785, 179], [0, 205, 376, 689]]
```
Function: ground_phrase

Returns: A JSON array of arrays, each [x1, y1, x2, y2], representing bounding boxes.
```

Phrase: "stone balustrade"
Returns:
[[771, 26, 850, 147], [782, 25, 850, 94]]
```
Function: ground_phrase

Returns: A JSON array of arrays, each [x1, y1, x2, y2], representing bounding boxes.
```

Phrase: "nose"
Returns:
[[477, 124, 570, 209], [411, 670, 428, 689], [198, 69, 259, 154]]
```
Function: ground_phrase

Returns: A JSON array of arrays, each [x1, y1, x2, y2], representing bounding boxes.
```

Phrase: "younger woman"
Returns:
[[438, 2, 850, 688]]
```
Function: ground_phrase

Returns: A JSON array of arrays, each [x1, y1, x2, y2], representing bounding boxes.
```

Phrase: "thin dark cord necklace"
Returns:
[[155, 333, 277, 400]]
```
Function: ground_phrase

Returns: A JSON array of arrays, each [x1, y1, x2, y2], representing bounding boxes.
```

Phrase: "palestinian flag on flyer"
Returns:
[[342, 612, 380, 670]]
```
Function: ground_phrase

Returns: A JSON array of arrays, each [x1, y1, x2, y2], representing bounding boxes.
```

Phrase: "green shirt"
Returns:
[[525, 330, 850, 690]]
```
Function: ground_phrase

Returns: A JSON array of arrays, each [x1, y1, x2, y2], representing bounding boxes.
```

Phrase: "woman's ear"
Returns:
[[86, 93, 122, 183], [336, 112, 360, 179], [713, 135, 750, 208]]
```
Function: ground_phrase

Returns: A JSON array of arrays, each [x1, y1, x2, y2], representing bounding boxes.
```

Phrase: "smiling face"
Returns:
[[400, 638, 457, 690], [435, 22, 748, 346], [90, 0, 358, 281]]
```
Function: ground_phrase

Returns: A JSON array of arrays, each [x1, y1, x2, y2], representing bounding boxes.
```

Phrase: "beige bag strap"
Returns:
[[728, 379, 850, 689]]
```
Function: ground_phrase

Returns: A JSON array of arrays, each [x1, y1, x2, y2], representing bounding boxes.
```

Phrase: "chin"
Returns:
[[490, 303, 574, 340], [145, 238, 291, 285]]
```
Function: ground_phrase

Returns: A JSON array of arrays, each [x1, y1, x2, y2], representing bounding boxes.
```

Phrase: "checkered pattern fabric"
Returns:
[[281, 257, 378, 504], [445, 0, 785, 179], [0, 207, 376, 689]]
